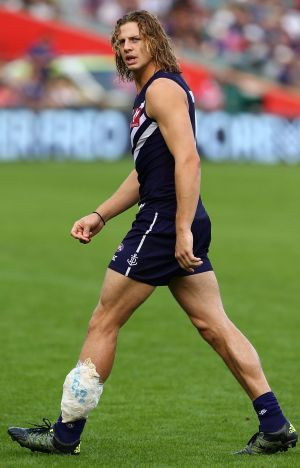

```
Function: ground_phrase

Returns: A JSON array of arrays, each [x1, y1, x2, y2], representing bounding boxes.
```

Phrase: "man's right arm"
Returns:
[[71, 169, 139, 244]]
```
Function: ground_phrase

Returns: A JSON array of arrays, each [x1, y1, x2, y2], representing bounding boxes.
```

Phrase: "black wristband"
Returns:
[[92, 211, 106, 225]]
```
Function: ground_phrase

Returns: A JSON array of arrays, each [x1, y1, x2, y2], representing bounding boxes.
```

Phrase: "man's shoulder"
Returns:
[[146, 77, 186, 101], [145, 77, 188, 121]]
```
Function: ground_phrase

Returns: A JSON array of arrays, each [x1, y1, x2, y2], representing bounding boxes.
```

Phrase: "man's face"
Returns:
[[117, 22, 153, 72]]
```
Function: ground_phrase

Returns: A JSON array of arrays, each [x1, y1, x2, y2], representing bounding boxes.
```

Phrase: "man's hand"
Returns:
[[175, 228, 203, 272], [71, 213, 105, 244]]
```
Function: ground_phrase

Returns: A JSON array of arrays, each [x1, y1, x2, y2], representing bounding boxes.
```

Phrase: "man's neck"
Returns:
[[134, 63, 159, 93]]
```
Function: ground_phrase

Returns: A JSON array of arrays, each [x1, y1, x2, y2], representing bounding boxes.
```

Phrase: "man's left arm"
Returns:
[[146, 78, 203, 272]]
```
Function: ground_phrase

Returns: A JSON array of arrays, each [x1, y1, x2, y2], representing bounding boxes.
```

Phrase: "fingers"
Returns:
[[70, 221, 91, 244], [175, 252, 203, 272], [83, 225, 91, 240], [71, 213, 105, 244], [175, 230, 203, 272]]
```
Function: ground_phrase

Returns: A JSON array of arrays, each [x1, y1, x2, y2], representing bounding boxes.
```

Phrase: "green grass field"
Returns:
[[1, 159, 299, 467]]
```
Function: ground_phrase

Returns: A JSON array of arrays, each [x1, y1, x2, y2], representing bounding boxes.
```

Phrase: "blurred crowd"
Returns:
[[1, 0, 300, 110], [0, 35, 133, 109], [0, 36, 86, 108], [80, 0, 300, 86], [3, 0, 300, 86]]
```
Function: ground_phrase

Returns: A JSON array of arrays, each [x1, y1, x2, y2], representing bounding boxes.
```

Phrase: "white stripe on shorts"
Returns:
[[125, 211, 158, 277]]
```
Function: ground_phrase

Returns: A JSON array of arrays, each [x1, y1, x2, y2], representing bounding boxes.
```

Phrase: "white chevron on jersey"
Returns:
[[133, 121, 158, 162]]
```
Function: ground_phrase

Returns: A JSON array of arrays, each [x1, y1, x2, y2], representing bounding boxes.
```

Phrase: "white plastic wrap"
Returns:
[[61, 358, 103, 423]]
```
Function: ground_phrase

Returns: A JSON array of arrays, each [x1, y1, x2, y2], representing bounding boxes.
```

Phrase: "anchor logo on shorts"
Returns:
[[127, 253, 138, 266]]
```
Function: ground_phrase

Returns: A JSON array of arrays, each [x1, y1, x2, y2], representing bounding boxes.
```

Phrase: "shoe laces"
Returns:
[[27, 418, 53, 434], [246, 432, 259, 446]]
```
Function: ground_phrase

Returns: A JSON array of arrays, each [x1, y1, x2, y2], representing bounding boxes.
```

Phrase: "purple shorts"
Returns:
[[108, 208, 213, 286]]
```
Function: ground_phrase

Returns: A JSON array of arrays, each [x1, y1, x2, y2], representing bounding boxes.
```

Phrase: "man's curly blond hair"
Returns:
[[111, 10, 180, 81]]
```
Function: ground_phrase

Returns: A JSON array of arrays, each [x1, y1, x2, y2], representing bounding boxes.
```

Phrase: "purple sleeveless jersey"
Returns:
[[108, 71, 213, 286], [130, 70, 207, 219]]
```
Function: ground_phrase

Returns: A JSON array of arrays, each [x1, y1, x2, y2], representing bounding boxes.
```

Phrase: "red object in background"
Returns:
[[264, 88, 300, 118], [0, 7, 112, 59], [179, 60, 212, 94], [1, 6, 300, 117]]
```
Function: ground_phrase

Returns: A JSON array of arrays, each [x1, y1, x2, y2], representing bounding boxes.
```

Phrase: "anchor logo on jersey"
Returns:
[[130, 106, 142, 128], [127, 253, 138, 266]]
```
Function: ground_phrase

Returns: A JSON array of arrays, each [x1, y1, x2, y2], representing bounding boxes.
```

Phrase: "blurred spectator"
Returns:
[[95, 0, 139, 27], [193, 76, 225, 111], [18, 36, 54, 108], [2, 0, 61, 19], [166, 0, 204, 49], [0, 78, 20, 106], [43, 75, 84, 107]]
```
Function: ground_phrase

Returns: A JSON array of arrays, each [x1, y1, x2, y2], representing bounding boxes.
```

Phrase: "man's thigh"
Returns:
[[168, 271, 228, 326], [95, 268, 155, 327]]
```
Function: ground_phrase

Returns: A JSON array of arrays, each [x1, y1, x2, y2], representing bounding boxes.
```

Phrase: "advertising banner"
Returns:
[[1, 109, 300, 163]]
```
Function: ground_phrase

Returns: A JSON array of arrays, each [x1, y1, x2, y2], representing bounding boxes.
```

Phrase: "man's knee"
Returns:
[[194, 320, 220, 346], [86, 301, 125, 337], [190, 315, 232, 348], [88, 304, 120, 335]]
